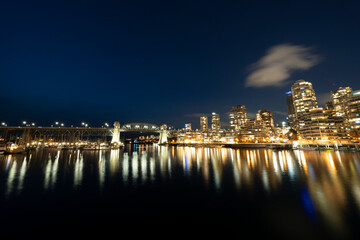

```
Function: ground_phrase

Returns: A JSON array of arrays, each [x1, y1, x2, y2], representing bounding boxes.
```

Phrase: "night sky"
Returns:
[[1, 0, 360, 128]]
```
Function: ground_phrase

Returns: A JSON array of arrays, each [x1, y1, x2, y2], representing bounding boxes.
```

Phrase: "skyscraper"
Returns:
[[347, 90, 360, 131], [285, 91, 296, 129], [331, 87, 352, 117], [229, 105, 247, 132], [257, 109, 275, 129], [291, 80, 318, 117], [200, 116, 208, 132], [211, 113, 220, 132], [291, 80, 318, 132], [256, 109, 275, 139]]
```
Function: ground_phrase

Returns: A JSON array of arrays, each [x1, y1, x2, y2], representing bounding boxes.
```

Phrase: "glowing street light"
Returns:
[[61, 123, 64, 127], [1, 122, 7, 126], [31, 123, 35, 126]]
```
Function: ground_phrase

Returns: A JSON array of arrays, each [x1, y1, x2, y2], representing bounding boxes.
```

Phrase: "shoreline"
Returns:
[[166, 142, 360, 151]]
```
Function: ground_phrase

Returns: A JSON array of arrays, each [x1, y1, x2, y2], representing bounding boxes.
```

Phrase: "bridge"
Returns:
[[0, 122, 168, 145], [120, 123, 161, 132]]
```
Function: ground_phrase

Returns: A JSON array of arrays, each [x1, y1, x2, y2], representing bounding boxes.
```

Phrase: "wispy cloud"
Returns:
[[245, 43, 320, 87]]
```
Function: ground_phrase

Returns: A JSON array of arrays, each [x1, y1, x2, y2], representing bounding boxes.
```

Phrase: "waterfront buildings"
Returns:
[[237, 109, 276, 142], [287, 81, 359, 142], [166, 81, 360, 144], [297, 108, 339, 141]]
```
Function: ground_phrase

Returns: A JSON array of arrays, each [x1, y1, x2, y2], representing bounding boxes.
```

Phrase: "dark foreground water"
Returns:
[[1, 145, 360, 239]]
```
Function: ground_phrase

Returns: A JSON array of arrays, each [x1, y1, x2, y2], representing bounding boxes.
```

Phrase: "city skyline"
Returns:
[[2, 78, 358, 130]]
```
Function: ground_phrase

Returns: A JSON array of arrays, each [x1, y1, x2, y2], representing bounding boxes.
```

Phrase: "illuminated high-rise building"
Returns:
[[291, 80, 318, 117], [185, 122, 192, 131], [298, 107, 348, 141], [257, 109, 275, 129], [347, 89, 360, 131], [291, 80, 318, 132], [200, 116, 208, 132], [255, 109, 275, 139], [229, 105, 247, 132], [211, 113, 220, 132], [285, 91, 296, 129], [331, 87, 352, 117]]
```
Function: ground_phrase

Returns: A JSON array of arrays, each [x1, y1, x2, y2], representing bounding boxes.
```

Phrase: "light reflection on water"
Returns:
[[1, 145, 360, 237]]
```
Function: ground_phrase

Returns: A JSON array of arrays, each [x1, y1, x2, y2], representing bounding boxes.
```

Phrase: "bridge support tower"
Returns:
[[111, 121, 121, 147], [158, 124, 168, 145]]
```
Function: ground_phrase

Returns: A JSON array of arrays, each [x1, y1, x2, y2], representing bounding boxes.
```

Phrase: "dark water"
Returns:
[[1, 145, 360, 239]]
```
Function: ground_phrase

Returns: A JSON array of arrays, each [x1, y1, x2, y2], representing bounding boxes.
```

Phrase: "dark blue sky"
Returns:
[[1, 0, 360, 128]]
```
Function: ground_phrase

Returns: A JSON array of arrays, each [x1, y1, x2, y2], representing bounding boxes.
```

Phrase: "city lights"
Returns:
[[0, 81, 359, 149]]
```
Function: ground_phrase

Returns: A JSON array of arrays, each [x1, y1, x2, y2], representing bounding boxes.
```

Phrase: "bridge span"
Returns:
[[0, 122, 168, 145]]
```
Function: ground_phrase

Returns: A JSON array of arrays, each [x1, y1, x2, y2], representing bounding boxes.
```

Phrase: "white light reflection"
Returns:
[[17, 156, 27, 193], [160, 146, 168, 178], [122, 152, 129, 185], [150, 155, 156, 183], [51, 151, 60, 189], [210, 149, 222, 191], [99, 150, 106, 189], [285, 152, 296, 181], [44, 154, 52, 190], [74, 150, 84, 188], [141, 151, 147, 184], [262, 169, 270, 193], [6, 158, 17, 197], [110, 149, 120, 176], [132, 152, 139, 185], [233, 150, 241, 190]]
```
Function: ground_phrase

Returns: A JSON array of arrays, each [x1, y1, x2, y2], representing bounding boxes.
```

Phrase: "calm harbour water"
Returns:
[[1, 144, 360, 239]]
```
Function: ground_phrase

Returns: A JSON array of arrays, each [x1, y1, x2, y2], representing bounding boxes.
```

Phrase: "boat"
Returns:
[[4, 143, 26, 154]]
